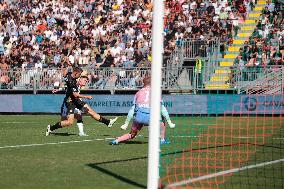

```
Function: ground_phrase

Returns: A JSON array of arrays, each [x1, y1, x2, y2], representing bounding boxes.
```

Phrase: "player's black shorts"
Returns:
[[61, 99, 86, 117], [73, 99, 86, 110], [61, 101, 76, 117]]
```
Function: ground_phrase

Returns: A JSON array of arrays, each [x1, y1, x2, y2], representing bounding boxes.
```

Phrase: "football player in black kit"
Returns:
[[46, 67, 118, 136]]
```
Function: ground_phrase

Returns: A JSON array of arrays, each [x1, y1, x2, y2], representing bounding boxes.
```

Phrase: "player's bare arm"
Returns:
[[72, 92, 92, 100]]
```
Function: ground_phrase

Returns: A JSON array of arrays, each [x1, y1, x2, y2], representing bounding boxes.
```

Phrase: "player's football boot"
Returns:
[[120, 124, 128, 130], [168, 122, 176, 129], [160, 139, 170, 145], [109, 140, 119, 145], [45, 125, 51, 136], [108, 117, 118, 128]]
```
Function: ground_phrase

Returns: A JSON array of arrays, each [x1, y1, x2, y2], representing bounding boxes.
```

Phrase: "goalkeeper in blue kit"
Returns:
[[120, 102, 175, 130]]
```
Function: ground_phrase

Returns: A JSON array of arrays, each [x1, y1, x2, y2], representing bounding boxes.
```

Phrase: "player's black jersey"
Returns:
[[64, 72, 79, 103]]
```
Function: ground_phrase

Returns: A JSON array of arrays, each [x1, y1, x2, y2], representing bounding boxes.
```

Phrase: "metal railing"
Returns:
[[0, 67, 195, 92], [0, 66, 283, 94], [237, 66, 284, 94], [0, 68, 64, 93], [166, 49, 184, 68], [202, 47, 222, 84], [235, 66, 282, 84], [164, 38, 221, 89], [182, 38, 220, 60], [165, 38, 220, 68]]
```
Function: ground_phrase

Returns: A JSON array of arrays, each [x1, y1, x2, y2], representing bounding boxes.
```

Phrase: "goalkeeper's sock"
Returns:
[[116, 134, 132, 143], [123, 119, 130, 127], [160, 122, 166, 141], [161, 105, 175, 126], [161, 105, 171, 122], [99, 116, 110, 126], [124, 105, 135, 125], [51, 122, 62, 131]]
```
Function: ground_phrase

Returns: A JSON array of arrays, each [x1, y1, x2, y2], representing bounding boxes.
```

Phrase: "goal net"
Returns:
[[160, 94, 284, 189]]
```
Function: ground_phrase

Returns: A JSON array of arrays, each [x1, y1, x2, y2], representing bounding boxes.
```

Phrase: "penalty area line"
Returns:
[[0, 138, 115, 149], [165, 158, 284, 189]]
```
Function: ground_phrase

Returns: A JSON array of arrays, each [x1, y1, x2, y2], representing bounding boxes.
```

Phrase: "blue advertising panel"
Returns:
[[207, 95, 240, 114], [84, 95, 134, 113], [207, 95, 284, 114], [21, 94, 207, 114], [162, 95, 207, 114], [0, 95, 22, 112], [22, 95, 64, 113], [85, 95, 207, 114], [0, 94, 282, 114], [239, 95, 283, 114]]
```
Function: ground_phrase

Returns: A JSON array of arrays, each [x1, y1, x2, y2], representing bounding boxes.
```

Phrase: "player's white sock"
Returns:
[[77, 123, 85, 134]]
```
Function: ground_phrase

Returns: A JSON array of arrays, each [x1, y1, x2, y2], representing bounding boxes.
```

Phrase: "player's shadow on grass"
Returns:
[[87, 163, 146, 189], [52, 132, 77, 136], [86, 145, 238, 188], [101, 134, 111, 137], [87, 143, 261, 188], [124, 141, 148, 144]]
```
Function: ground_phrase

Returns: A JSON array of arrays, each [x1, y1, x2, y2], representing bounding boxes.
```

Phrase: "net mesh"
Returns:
[[160, 94, 284, 189]]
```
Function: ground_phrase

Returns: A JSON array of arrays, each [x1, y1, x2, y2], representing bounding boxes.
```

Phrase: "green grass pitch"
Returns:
[[0, 115, 283, 189], [0, 115, 148, 189]]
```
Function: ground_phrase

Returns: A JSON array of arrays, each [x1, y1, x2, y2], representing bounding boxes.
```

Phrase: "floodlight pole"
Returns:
[[147, 0, 164, 189]]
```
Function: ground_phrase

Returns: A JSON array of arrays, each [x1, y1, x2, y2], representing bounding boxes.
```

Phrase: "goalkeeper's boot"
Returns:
[[120, 124, 128, 130], [109, 140, 119, 145], [46, 125, 51, 136], [108, 117, 118, 128], [160, 139, 170, 145], [168, 122, 176, 129]]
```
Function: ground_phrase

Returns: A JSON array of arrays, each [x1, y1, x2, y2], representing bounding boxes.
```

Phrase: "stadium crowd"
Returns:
[[0, 0, 258, 89], [235, 0, 284, 70], [227, 0, 284, 86]]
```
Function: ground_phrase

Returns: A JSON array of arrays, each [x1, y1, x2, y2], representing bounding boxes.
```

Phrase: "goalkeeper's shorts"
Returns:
[[134, 107, 150, 125]]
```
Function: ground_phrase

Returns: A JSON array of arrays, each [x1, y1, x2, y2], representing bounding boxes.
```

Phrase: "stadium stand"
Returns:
[[0, 1, 283, 189], [205, 0, 284, 90], [0, 0, 258, 91]]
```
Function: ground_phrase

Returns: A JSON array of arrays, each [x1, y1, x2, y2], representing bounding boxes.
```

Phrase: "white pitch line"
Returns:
[[172, 135, 284, 140], [0, 138, 114, 149], [237, 136, 284, 140], [105, 137, 115, 140], [0, 122, 39, 124], [191, 124, 209, 126], [0, 122, 106, 125], [165, 158, 284, 189], [173, 136, 200, 138]]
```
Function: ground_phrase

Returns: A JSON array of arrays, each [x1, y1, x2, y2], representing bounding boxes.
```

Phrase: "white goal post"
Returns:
[[147, 0, 164, 189]]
